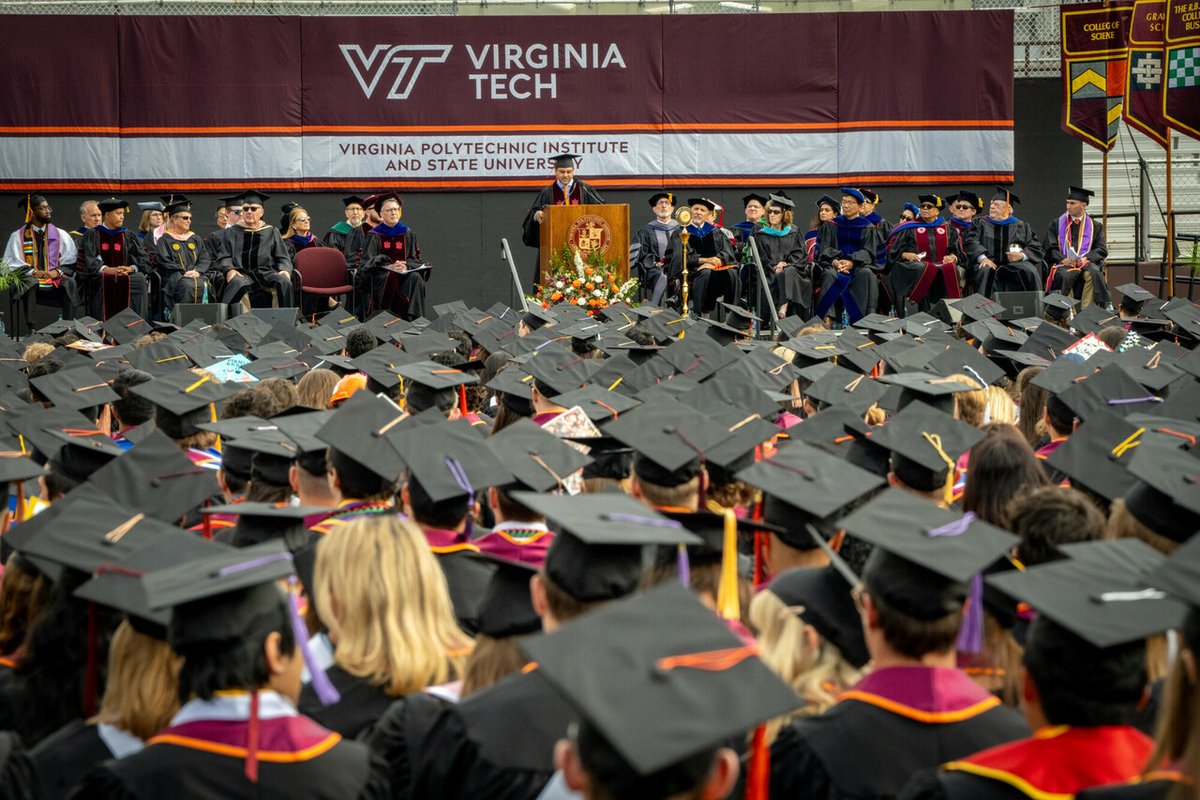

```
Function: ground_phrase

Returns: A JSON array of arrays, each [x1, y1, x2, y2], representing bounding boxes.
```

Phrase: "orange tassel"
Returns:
[[458, 384, 468, 417], [746, 725, 770, 800], [245, 690, 260, 783]]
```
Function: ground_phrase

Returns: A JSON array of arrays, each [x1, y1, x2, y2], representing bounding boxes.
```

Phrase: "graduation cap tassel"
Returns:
[[746, 724, 771, 800], [676, 544, 690, 589], [715, 508, 740, 622], [956, 573, 986, 654], [444, 457, 475, 540], [458, 384, 468, 417], [244, 689, 260, 783], [288, 581, 340, 705], [22, 194, 33, 226]]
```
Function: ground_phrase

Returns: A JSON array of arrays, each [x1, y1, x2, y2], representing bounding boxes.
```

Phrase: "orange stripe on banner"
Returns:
[[0, 174, 1015, 193], [0, 119, 1013, 136]]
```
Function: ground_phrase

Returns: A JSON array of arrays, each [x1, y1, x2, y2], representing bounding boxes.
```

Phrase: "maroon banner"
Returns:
[[1164, 0, 1200, 140], [1125, 0, 1170, 146], [0, 12, 1015, 192], [1061, 2, 1133, 152]]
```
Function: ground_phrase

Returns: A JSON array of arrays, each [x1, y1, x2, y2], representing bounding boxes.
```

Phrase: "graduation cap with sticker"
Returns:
[[487, 418, 593, 492]]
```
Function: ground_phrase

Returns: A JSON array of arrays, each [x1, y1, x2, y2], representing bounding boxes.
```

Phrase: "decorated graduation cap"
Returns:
[[1045, 408, 1142, 501], [130, 370, 239, 440], [1119, 443, 1200, 542], [770, 565, 871, 669], [1066, 186, 1095, 203], [987, 544, 1186, 650], [74, 532, 227, 639], [602, 398, 732, 488], [513, 491, 700, 602], [520, 582, 800, 797], [488, 418, 593, 492], [98, 198, 130, 214], [844, 488, 1017, 633], [30, 364, 119, 411], [390, 418, 512, 503], [315, 390, 407, 482], [869, 400, 984, 504]]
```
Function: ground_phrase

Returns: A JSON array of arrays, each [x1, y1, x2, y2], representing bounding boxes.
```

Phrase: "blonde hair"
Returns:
[[92, 620, 183, 741], [296, 368, 338, 410], [748, 589, 863, 744], [984, 386, 1017, 426], [864, 404, 886, 426], [461, 635, 527, 699], [282, 206, 310, 239], [21, 342, 54, 365], [315, 515, 472, 696], [947, 373, 988, 427]]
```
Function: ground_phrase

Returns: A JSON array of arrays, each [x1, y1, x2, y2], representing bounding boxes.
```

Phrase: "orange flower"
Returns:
[[585, 282, 595, 291], [572, 279, 583, 288], [585, 267, 595, 276], [551, 292, 563, 302]]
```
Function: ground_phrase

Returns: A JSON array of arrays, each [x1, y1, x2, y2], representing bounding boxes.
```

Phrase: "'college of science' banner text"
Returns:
[[0, 12, 1014, 192], [1061, 1, 1133, 152]]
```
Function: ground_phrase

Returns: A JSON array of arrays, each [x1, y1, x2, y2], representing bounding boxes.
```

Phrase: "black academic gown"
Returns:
[[155, 233, 212, 309], [768, 667, 1030, 800], [30, 719, 117, 799], [365, 670, 573, 800], [753, 227, 810, 319], [633, 220, 679, 305], [964, 218, 1044, 298], [359, 224, 427, 321], [1078, 779, 1186, 800], [322, 223, 353, 252], [667, 225, 739, 315], [520, 180, 605, 286], [814, 216, 885, 323], [214, 225, 295, 307], [887, 221, 968, 317], [81, 226, 149, 320], [1043, 215, 1110, 307], [297, 665, 394, 739], [0, 731, 40, 800]]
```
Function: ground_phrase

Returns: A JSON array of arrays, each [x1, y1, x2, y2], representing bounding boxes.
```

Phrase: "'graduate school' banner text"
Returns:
[[0, 11, 1015, 192]]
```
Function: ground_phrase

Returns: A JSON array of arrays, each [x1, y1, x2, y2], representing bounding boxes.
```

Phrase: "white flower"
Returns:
[[555, 280, 564, 289], [593, 289, 603, 297], [577, 297, 587, 306]]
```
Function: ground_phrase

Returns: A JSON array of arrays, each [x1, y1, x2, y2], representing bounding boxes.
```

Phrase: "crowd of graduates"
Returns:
[[0, 225, 1196, 800]]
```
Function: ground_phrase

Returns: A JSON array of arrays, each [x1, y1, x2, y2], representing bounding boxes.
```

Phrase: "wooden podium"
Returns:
[[539, 204, 629, 285]]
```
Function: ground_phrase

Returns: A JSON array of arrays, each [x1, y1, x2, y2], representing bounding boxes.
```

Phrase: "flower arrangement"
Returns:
[[531, 245, 638, 316]]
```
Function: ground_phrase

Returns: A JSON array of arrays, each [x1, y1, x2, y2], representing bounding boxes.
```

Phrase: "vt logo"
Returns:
[[339, 44, 453, 100]]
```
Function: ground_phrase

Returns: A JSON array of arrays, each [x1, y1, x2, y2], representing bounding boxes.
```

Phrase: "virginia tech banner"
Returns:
[[0, 11, 1015, 192], [1061, 1, 1134, 152]]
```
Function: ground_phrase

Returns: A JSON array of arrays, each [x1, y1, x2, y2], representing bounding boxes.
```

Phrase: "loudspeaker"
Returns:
[[996, 291, 1042, 321], [248, 307, 299, 328], [173, 304, 227, 326]]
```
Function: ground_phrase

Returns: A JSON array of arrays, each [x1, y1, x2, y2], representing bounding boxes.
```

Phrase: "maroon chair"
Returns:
[[294, 248, 354, 313]]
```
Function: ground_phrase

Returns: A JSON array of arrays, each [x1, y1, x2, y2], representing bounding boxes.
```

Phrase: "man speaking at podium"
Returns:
[[521, 152, 606, 285]]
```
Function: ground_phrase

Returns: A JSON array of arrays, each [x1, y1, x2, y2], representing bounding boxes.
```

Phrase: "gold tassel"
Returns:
[[716, 507, 739, 621]]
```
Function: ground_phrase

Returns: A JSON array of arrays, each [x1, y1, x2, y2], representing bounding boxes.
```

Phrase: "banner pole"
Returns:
[[1102, 148, 1109, 288], [1165, 136, 1174, 299], [500, 238, 530, 312], [748, 238, 780, 335]]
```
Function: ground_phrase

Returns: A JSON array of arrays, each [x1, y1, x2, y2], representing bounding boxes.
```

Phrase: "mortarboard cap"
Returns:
[[341, 195, 366, 208], [987, 546, 1186, 649], [770, 566, 870, 668], [815, 195, 840, 211], [125, 339, 194, 377], [1120, 443, 1200, 541], [487, 418, 592, 492], [136, 201, 165, 212], [550, 152, 581, 169], [839, 187, 865, 203], [315, 390, 407, 482], [991, 187, 1020, 206], [869, 400, 984, 501], [30, 365, 119, 410], [602, 399, 733, 487], [1018, 320, 1080, 361], [803, 365, 887, 414], [520, 583, 801, 790], [1056, 363, 1163, 421], [924, 339, 1006, 387], [742, 193, 769, 207], [390, 419, 512, 503], [657, 335, 740, 382], [231, 190, 270, 207], [243, 354, 310, 383], [513, 492, 700, 602], [1041, 292, 1079, 312], [553, 385, 642, 422], [87, 429, 221, 522], [98, 198, 129, 214], [1146, 535, 1200, 609], [131, 370, 239, 439], [738, 440, 886, 529], [522, 346, 599, 396], [436, 549, 496, 635], [394, 359, 476, 392], [647, 192, 674, 208], [1066, 186, 1095, 202], [767, 191, 795, 209], [1116, 283, 1154, 304], [844, 488, 1017, 619], [43, 426, 123, 482], [1045, 408, 1142, 500], [956, 294, 1005, 323], [224, 313, 272, 347], [686, 197, 717, 212]]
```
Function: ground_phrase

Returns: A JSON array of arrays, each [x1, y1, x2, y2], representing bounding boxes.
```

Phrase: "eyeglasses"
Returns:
[[227, 208, 242, 215], [295, 217, 310, 223], [242, 206, 262, 213], [381, 205, 400, 214], [920, 203, 937, 209], [176, 215, 192, 220], [767, 209, 784, 215], [953, 204, 972, 211]]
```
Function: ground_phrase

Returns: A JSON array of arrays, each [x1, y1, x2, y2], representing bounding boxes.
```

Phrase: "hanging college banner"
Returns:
[[1125, 0, 1170, 145], [0, 12, 1015, 192], [1164, 0, 1200, 139], [1062, 1, 1134, 151]]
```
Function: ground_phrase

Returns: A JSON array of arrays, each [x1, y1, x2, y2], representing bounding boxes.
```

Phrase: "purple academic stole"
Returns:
[[1056, 214, 1093, 261]]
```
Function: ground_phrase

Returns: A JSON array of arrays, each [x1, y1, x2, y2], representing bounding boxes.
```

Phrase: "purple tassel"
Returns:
[[444, 458, 475, 540], [677, 543, 691, 588], [928, 511, 976, 538], [956, 572, 985, 654], [288, 584, 340, 706]]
